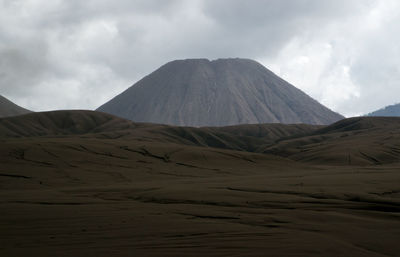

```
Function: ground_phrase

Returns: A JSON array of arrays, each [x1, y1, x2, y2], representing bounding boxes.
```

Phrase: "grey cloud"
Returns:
[[0, 37, 48, 98], [0, 0, 399, 116], [347, 7, 400, 114], [201, 0, 373, 58]]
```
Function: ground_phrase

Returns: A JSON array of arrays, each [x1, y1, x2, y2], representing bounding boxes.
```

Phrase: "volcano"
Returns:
[[0, 95, 31, 118], [98, 58, 343, 126]]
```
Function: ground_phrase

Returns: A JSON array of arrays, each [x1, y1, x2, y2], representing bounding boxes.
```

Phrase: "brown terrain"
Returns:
[[1, 110, 400, 256]]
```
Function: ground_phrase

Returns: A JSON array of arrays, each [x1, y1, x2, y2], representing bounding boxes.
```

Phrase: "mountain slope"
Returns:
[[0, 110, 319, 152], [2, 110, 400, 166], [367, 103, 400, 116], [0, 95, 31, 118], [0, 110, 139, 138], [97, 58, 343, 126], [262, 117, 400, 165]]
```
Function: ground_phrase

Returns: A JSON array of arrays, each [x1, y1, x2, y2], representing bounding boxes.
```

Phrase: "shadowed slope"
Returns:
[[0, 95, 31, 118], [0, 110, 139, 138], [156, 123, 321, 152], [263, 117, 400, 165], [0, 110, 320, 152], [2, 111, 400, 166], [97, 58, 343, 126]]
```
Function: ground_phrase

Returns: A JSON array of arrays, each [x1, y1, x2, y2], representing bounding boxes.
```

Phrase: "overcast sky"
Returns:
[[1, 0, 399, 117]]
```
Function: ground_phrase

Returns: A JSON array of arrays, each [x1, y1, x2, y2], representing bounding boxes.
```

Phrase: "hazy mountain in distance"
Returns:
[[367, 103, 400, 116], [0, 95, 31, 118], [97, 58, 344, 126]]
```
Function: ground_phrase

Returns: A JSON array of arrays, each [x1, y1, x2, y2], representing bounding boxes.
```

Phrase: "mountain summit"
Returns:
[[0, 95, 31, 118], [97, 58, 343, 126]]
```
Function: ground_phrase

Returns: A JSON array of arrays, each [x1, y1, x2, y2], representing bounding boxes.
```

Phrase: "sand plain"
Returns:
[[1, 111, 399, 256]]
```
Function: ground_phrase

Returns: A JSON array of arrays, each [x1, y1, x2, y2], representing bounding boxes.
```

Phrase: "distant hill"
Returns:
[[2, 110, 400, 165], [0, 95, 31, 118], [97, 58, 343, 126], [262, 116, 400, 165], [367, 103, 400, 116], [0, 110, 138, 138], [0, 110, 319, 152]]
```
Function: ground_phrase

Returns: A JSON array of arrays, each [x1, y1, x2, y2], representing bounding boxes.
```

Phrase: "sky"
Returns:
[[1, 0, 399, 117]]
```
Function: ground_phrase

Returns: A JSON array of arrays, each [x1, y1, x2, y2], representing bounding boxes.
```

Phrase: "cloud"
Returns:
[[0, 0, 399, 116]]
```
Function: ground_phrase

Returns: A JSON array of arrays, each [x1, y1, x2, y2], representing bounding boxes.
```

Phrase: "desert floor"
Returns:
[[1, 136, 399, 256]]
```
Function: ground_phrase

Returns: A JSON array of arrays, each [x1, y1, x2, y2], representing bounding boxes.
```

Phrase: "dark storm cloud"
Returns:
[[0, 0, 398, 116]]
